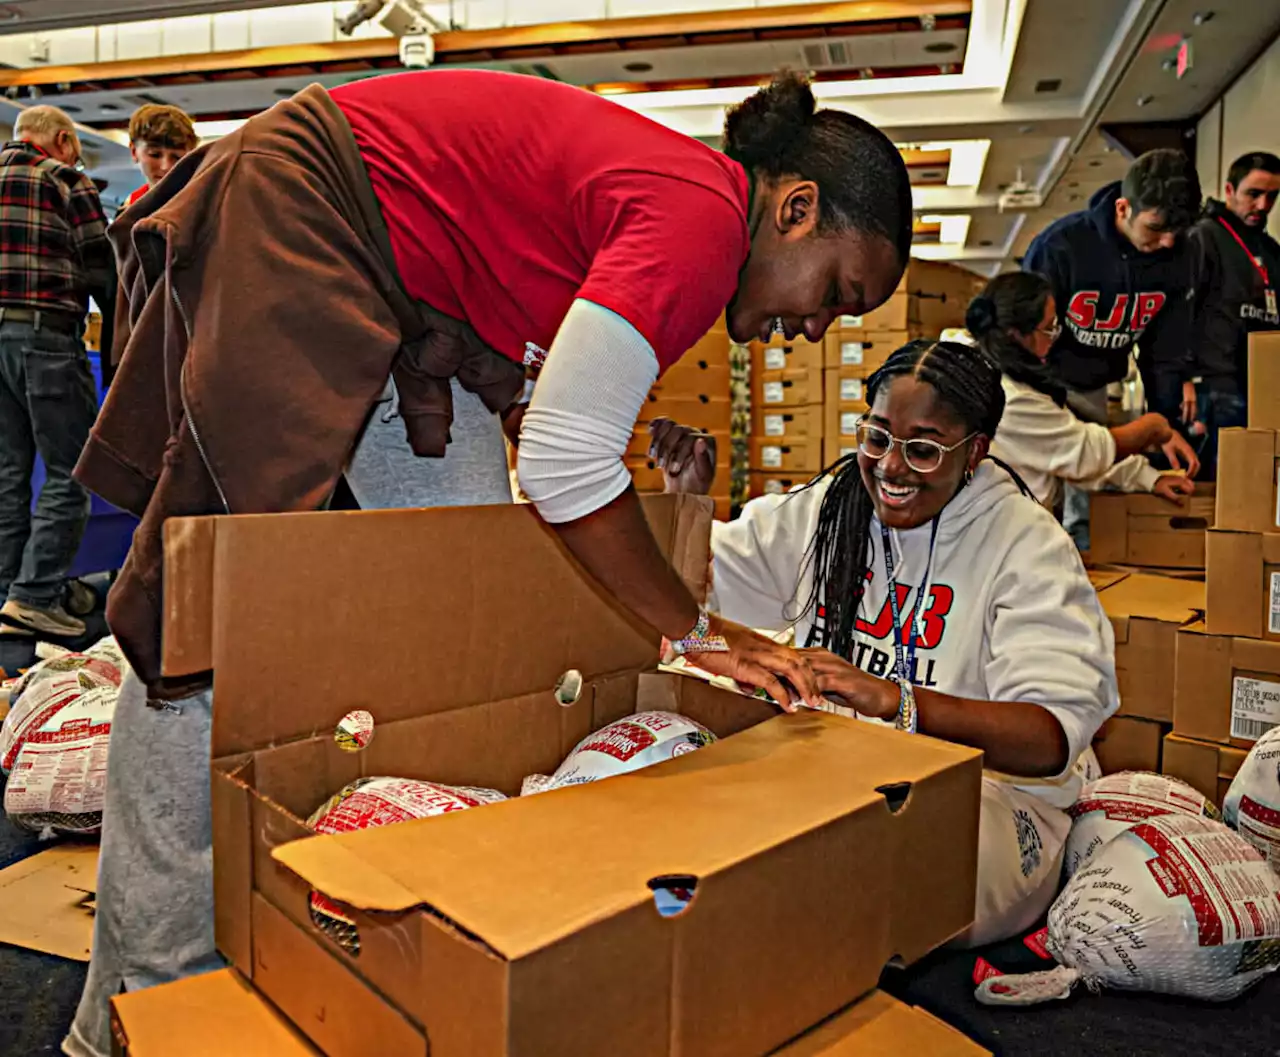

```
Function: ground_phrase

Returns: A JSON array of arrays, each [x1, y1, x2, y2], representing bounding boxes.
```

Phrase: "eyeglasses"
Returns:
[[1036, 321, 1062, 343], [855, 421, 977, 474]]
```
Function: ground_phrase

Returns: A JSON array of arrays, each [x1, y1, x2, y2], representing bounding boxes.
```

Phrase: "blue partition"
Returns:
[[29, 350, 137, 577]]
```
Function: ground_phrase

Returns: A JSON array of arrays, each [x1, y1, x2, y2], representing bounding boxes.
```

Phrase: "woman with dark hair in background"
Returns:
[[651, 339, 1116, 945], [67, 72, 914, 1057], [968, 272, 1198, 514]]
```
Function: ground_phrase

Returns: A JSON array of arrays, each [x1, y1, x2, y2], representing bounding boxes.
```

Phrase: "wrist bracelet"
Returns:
[[665, 608, 730, 657], [894, 679, 919, 735]]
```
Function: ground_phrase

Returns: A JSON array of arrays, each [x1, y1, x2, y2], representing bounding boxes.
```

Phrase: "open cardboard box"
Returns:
[[167, 496, 982, 1057], [1161, 732, 1249, 809], [1095, 571, 1204, 723], [110, 969, 988, 1057], [1088, 485, 1215, 570]]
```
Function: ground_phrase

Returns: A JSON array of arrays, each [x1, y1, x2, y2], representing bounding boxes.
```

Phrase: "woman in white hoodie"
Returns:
[[968, 271, 1197, 511], [650, 339, 1116, 944]]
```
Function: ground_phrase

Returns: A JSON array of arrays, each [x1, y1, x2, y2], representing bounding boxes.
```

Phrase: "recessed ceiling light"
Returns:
[[1136, 94, 1154, 107], [624, 61, 653, 73], [273, 86, 294, 97], [99, 103, 120, 112], [61, 104, 81, 114], [1034, 78, 1061, 94], [924, 41, 957, 54], [1193, 11, 1215, 26], [1088, 160, 1102, 167], [979, 239, 993, 247], [1068, 181, 1079, 188], [1018, 125, 1035, 134]]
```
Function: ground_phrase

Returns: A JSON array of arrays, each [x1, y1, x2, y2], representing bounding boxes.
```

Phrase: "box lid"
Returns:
[[111, 969, 318, 1056], [162, 496, 713, 758], [1096, 571, 1204, 628], [272, 711, 980, 961]]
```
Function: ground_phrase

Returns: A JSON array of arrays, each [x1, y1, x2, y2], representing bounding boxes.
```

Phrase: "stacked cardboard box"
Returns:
[[111, 970, 991, 1057], [748, 261, 981, 499], [176, 496, 983, 1057], [1092, 571, 1204, 774], [1088, 485, 1215, 570], [630, 326, 733, 519]]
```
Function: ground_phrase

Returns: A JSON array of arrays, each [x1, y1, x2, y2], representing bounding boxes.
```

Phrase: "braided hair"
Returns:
[[798, 339, 1006, 659]]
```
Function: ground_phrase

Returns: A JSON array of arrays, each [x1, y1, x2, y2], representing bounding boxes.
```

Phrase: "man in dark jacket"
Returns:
[[1023, 149, 1201, 547], [1188, 151, 1280, 476]]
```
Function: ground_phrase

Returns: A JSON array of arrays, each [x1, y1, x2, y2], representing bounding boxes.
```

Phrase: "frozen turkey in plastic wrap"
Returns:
[[520, 710, 717, 796], [305, 777, 507, 954], [0, 670, 103, 775], [1223, 727, 1280, 871], [4, 683, 118, 837], [1064, 772, 1220, 877], [976, 814, 1280, 1006], [7, 646, 119, 707]]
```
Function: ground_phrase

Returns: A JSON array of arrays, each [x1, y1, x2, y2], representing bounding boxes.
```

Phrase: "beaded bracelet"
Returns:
[[664, 608, 730, 657]]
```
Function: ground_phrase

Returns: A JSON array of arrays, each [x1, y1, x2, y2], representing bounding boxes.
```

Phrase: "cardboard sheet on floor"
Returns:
[[0, 844, 96, 960], [770, 989, 990, 1055]]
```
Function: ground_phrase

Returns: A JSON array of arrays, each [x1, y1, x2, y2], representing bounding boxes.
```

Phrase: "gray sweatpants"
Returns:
[[63, 385, 511, 1057]]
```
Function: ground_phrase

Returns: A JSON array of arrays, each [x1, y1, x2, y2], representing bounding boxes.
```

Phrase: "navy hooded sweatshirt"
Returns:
[[1023, 181, 1197, 392]]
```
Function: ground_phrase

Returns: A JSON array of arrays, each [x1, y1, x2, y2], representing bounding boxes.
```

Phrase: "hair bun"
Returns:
[[723, 72, 816, 168], [965, 295, 999, 338]]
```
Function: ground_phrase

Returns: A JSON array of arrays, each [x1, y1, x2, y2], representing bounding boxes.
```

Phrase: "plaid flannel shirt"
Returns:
[[0, 139, 109, 317]]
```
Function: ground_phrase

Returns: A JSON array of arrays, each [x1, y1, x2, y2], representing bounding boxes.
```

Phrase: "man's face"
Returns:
[[1226, 169, 1280, 228], [131, 141, 190, 188], [1115, 199, 1178, 253], [726, 179, 903, 345]]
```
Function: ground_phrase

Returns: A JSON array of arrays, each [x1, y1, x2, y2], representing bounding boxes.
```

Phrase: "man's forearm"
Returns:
[[549, 485, 700, 642]]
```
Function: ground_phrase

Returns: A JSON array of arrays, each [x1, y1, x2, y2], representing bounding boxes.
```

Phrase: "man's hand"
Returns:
[[689, 614, 820, 712], [798, 648, 899, 720], [649, 418, 717, 495], [1180, 381, 1198, 426], [1161, 431, 1201, 479], [1152, 473, 1195, 505]]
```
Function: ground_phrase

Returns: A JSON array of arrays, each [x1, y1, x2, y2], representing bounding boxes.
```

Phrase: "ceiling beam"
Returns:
[[0, 1, 970, 91]]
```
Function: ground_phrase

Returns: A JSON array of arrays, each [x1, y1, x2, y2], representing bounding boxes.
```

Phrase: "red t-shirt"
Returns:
[[125, 184, 147, 207], [331, 71, 750, 370]]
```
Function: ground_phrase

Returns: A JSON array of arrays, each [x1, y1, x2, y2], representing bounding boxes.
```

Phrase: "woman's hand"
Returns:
[[687, 614, 820, 712], [1161, 430, 1200, 478], [649, 418, 717, 495], [1181, 381, 1198, 426], [1152, 473, 1195, 505], [798, 648, 900, 720]]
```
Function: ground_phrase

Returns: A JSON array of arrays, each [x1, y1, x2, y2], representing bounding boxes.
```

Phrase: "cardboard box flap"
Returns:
[[273, 712, 980, 960], [1096, 571, 1204, 624], [163, 496, 713, 758], [771, 990, 990, 1056]]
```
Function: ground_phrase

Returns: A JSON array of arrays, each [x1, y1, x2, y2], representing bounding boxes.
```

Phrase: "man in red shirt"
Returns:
[[121, 104, 198, 211], [66, 71, 912, 1057]]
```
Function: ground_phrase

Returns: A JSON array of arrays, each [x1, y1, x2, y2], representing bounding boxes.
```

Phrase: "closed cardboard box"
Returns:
[[750, 471, 814, 498], [1096, 572, 1204, 722], [1161, 732, 1248, 808], [754, 365, 824, 408], [1088, 486, 1214, 569], [753, 405, 824, 444], [843, 292, 909, 332], [175, 498, 983, 1057], [1214, 428, 1280, 533], [823, 331, 909, 373], [1174, 621, 1280, 746], [823, 437, 859, 469], [653, 357, 731, 396], [753, 337, 825, 375], [1249, 332, 1280, 431], [1204, 529, 1280, 640], [770, 989, 989, 1056], [750, 437, 824, 474], [1092, 716, 1167, 775], [637, 392, 731, 433]]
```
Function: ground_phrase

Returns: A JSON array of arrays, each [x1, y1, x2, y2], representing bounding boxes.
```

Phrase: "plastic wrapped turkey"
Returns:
[[1223, 727, 1280, 871], [521, 711, 716, 795]]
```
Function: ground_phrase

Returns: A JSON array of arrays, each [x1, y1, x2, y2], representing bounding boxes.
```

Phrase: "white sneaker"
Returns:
[[0, 599, 86, 639]]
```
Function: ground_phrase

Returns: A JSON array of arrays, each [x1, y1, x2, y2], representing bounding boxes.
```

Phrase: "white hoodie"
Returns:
[[990, 377, 1160, 508], [709, 461, 1119, 809]]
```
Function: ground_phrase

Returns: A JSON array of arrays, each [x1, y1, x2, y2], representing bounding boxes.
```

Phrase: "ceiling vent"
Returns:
[[1035, 78, 1062, 93], [803, 40, 852, 70]]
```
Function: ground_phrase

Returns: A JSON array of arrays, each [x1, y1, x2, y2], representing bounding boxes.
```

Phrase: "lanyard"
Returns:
[[879, 518, 939, 734], [1218, 217, 1277, 311]]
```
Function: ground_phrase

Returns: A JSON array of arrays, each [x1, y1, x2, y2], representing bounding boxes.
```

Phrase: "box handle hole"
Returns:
[[334, 710, 375, 752], [648, 874, 699, 917], [1169, 517, 1208, 530], [554, 669, 584, 708], [875, 781, 912, 814]]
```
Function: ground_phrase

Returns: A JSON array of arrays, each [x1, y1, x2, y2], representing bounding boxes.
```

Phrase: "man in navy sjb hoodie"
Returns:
[[1023, 149, 1201, 547]]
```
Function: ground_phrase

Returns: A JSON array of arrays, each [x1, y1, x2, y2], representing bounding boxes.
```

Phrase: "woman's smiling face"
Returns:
[[858, 375, 988, 529]]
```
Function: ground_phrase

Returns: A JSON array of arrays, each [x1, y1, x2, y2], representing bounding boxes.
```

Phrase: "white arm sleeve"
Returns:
[[516, 298, 659, 524]]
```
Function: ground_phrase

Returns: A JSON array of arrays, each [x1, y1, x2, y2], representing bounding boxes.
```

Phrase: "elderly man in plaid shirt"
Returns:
[[0, 105, 113, 641]]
